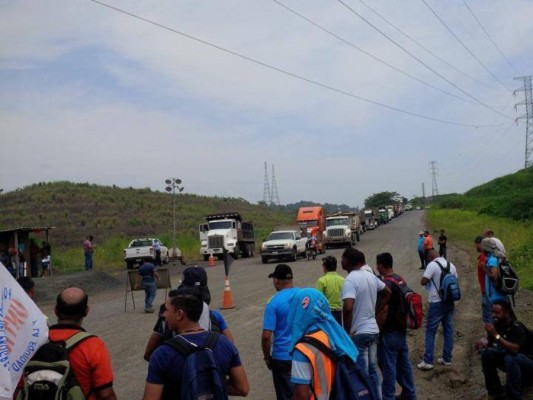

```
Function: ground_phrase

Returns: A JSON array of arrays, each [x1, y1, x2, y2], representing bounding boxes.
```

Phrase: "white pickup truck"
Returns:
[[123, 238, 171, 269], [260, 229, 307, 264]]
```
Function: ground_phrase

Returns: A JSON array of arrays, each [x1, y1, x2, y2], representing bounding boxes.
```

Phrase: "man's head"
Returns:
[[491, 299, 514, 326], [375, 252, 393, 275], [55, 287, 89, 323], [424, 230, 430, 236], [484, 229, 495, 238], [474, 235, 484, 253], [322, 256, 337, 272], [163, 295, 203, 332], [418, 231, 424, 237], [440, 229, 445, 234], [427, 249, 439, 262], [341, 247, 366, 271], [268, 264, 293, 291], [17, 277, 35, 299]]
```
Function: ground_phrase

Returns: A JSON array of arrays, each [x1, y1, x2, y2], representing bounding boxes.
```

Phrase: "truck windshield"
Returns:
[[131, 240, 152, 247], [326, 218, 348, 227], [267, 232, 294, 241], [305, 221, 318, 227], [209, 221, 232, 230]]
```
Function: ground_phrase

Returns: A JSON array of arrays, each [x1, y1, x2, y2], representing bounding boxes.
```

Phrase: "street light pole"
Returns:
[[165, 178, 184, 260]]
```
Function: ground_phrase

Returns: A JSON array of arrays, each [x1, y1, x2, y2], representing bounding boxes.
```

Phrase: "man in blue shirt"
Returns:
[[481, 238, 508, 306], [417, 231, 425, 269], [262, 264, 299, 400]]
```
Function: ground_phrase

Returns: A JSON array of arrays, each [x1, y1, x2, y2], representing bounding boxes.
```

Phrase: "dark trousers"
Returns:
[[482, 348, 533, 399], [439, 246, 447, 259], [418, 251, 425, 269], [154, 249, 161, 266], [331, 310, 343, 325], [271, 359, 293, 400]]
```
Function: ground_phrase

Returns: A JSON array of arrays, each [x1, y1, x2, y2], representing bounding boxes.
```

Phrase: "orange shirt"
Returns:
[[49, 325, 114, 400], [423, 235, 433, 250]]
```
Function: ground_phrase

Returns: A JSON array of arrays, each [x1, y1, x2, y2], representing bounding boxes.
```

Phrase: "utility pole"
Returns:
[[422, 183, 425, 199], [514, 76, 533, 168], [262, 161, 271, 205], [429, 161, 439, 197], [270, 164, 280, 206]]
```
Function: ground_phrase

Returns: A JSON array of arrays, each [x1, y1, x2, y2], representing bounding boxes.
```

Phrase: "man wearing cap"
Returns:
[[262, 264, 299, 400], [316, 256, 344, 325], [417, 231, 425, 270], [475, 235, 491, 323]]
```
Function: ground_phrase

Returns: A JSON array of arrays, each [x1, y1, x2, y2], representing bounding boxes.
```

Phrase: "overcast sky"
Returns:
[[1, 0, 532, 207]]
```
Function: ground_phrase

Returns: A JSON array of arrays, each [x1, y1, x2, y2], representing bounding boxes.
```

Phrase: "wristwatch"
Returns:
[[495, 334, 501, 341]]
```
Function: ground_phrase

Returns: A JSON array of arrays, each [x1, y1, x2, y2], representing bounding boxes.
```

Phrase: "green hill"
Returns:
[[0, 182, 294, 270]]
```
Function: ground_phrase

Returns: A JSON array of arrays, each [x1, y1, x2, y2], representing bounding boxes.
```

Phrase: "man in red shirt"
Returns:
[[49, 287, 117, 400], [475, 235, 491, 323], [423, 231, 434, 265]]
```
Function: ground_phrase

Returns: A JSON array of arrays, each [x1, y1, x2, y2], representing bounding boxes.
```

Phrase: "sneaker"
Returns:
[[437, 358, 452, 366], [417, 361, 434, 371], [145, 308, 154, 313]]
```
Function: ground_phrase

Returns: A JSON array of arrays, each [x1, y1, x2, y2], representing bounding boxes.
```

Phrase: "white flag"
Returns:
[[0, 264, 49, 400]]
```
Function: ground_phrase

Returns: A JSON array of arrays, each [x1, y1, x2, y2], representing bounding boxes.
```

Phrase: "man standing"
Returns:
[[137, 257, 160, 313], [316, 255, 344, 325], [83, 235, 95, 271], [342, 247, 391, 400], [376, 253, 417, 400], [438, 230, 447, 259], [152, 239, 162, 267], [49, 287, 117, 400], [423, 231, 434, 266], [143, 295, 249, 399], [262, 264, 299, 400], [481, 238, 508, 310], [417, 231, 425, 270], [474, 235, 491, 323], [418, 249, 458, 370], [478, 300, 533, 400]]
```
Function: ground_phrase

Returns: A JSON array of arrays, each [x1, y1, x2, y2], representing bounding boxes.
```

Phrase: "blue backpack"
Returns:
[[298, 336, 377, 400], [433, 260, 461, 303], [164, 332, 227, 400]]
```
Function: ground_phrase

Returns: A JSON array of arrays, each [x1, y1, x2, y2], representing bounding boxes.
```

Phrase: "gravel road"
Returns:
[[34, 210, 533, 399]]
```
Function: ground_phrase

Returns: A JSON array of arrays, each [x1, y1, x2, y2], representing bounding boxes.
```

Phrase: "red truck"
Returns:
[[296, 206, 326, 254]]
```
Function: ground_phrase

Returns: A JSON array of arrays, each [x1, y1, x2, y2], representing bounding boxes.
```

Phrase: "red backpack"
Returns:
[[384, 275, 423, 330]]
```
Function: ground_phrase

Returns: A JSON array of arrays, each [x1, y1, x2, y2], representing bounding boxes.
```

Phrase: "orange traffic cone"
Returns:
[[208, 253, 216, 267], [220, 276, 235, 310]]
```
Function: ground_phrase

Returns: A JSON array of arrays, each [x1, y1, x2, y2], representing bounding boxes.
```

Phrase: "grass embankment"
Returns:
[[427, 209, 533, 290]]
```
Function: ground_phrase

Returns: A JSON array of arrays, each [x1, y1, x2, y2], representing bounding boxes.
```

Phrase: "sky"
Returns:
[[1, 0, 532, 207]]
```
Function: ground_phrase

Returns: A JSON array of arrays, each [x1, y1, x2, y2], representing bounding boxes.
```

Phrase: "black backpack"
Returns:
[[18, 332, 94, 400], [298, 336, 377, 400], [164, 332, 227, 400], [495, 260, 519, 295]]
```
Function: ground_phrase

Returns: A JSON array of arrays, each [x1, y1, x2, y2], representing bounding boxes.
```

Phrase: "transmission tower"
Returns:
[[514, 76, 533, 168], [270, 164, 281, 206], [429, 161, 439, 197], [262, 161, 271, 204]]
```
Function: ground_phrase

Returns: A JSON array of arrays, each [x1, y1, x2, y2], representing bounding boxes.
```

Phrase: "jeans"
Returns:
[[271, 359, 293, 400], [417, 251, 425, 269], [353, 333, 382, 400], [84, 251, 93, 270], [141, 281, 157, 309], [482, 348, 533, 399], [423, 301, 454, 364], [481, 293, 492, 323], [378, 331, 417, 400]]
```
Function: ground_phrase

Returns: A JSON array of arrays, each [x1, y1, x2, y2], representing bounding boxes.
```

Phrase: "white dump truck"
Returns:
[[324, 212, 362, 248]]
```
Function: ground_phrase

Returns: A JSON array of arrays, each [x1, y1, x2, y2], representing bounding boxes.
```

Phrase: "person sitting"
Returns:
[[477, 299, 533, 400]]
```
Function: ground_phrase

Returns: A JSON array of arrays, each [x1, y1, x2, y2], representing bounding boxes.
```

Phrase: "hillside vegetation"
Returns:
[[428, 167, 533, 289], [0, 182, 295, 270]]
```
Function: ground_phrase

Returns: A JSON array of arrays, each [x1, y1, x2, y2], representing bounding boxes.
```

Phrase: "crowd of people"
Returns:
[[10, 227, 533, 400]]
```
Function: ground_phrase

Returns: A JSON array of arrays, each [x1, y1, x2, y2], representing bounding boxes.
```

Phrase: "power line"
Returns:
[[421, 0, 512, 91], [272, 0, 474, 105], [336, 0, 513, 120], [462, 0, 522, 76], [87, 0, 500, 128], [355, 0, 504, 92]]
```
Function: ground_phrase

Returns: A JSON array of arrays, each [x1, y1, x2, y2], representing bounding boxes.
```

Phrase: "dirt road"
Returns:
[[34, 210, 533, 399]]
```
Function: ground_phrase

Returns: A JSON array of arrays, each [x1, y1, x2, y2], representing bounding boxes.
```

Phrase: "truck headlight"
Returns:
[[261, 243, 267, 250], [284, 243, 292, 249], [323, 231, 328, 237], [345, 229, 351, 237]]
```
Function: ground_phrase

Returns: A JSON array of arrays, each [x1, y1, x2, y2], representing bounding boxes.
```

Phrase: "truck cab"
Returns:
[[296, 206, 326, 254], [324, 212, 361, 248]]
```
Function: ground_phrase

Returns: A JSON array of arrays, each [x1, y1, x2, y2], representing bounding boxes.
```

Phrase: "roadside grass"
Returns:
[[427, 209, 533, 290]]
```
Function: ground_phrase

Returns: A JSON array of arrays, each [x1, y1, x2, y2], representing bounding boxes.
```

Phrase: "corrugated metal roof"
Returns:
[[0, 226, 55, 234]]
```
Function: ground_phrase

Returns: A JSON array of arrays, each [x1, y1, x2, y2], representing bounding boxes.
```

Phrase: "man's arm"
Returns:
[[143, 332, 163, 362], [261, 330, 273, 370], [142, 383, 163, 400], [485, 324, 521, 353], [226, 365, 249, 397], [420, 276, 430, 286], [95, 387, 117, 400], [221, 328, 235, 343], [343, 298, 354, 335], [293, 384, 310, 400]]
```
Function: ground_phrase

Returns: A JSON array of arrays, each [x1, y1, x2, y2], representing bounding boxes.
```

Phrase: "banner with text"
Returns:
[[0, 264, 49, 400]]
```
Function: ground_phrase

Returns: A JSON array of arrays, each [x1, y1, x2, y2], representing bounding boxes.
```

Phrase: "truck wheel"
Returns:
[[203, 255, 209, 261], [126, 261, 134, 269], [356, 232, 360, 242], [262, 256, 268, 264], [233, 245, 240, 260], [250, 247, 254, 257]]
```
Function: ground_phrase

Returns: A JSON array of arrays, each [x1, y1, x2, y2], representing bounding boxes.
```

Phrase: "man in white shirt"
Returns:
[[418, 249, 458, 371], [342, 247, 391, 400]]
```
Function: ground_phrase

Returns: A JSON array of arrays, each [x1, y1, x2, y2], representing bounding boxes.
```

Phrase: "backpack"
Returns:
[[384, 275, 423, 330], [298, 336, 377, 400], [432, 260, 461, 303], [18, 332, 94, 400], [164, 332, 227, 400], [494, 259, 519, 295]]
